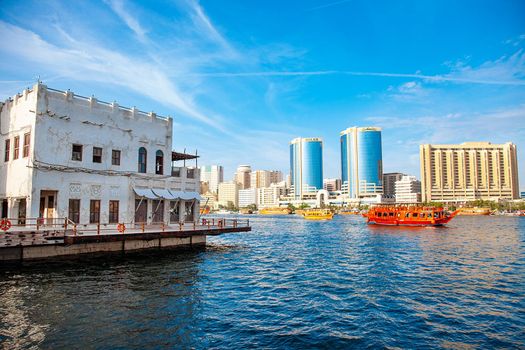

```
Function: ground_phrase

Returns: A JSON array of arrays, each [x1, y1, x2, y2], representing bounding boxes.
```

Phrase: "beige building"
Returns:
[[257, 182, 288, 208], [420, 142, 519, 202], [250, 170, 283, 189], [395, 175, 421, 203], [383, 172, 404, 197], [218, 181, 240, 207], [234, 165, 252, 189]]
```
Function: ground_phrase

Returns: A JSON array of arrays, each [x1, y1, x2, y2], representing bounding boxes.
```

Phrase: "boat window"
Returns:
[[420, 213, 425, 218], [412, 213, 418, 218], [377, 212, 381, 217], [389, 212, 394, 217], [434, 212, 439, 218], [427, 213, 432, 218], [405, 213, 410, 218]]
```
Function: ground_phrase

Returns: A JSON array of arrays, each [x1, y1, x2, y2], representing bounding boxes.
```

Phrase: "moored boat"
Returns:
[[363, 206, 458, 226], [302, 209, 334, 220], [259, 207, 291, 215], [457, 207, 491, 216]]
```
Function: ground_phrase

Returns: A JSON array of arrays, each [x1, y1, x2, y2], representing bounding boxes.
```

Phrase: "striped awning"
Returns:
[[133, 188, 158, 199], [152, 188, 177, 200], [170, 191, 201, 200]]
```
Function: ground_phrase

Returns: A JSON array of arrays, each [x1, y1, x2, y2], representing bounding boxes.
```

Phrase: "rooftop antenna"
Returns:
[[183, 147, 186, 167], [195, 149, 198, 168]]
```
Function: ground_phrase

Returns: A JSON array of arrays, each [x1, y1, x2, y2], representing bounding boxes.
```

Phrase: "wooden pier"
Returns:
[[0, 217, 251, 262]]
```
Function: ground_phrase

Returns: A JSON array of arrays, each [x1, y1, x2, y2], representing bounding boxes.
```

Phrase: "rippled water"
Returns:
[[1, 215, 524, 349]]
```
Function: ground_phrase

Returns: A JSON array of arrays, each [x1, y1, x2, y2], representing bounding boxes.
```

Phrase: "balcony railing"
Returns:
[[171, 167, 199, 179]]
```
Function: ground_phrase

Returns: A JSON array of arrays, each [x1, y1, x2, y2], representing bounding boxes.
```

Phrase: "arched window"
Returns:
[[138, 147, 147, 173], [155, 150, 164, 175]]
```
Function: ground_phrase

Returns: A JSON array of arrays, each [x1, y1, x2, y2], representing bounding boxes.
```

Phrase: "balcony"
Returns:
[[171, 166, 199, 180]]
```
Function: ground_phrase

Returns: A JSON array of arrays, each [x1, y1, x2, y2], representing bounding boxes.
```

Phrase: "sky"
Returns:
[[0, 0, 524, 189]]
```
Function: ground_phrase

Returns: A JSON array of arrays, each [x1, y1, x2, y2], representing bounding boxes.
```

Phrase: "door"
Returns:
[[1, 199, 7, 219], [18, 198, 26, 225], [40, 190, 58, 225], [135, 199, 147, 224]]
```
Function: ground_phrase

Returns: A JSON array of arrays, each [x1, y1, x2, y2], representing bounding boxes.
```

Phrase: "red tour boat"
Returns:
[[363, 206, 459, 226]]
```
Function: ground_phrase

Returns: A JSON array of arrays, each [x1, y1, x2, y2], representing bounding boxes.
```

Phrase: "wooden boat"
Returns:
[[457, 207, 491, 216], [199, 206, 211, 215], [302, 209, 334, 221], [259, 207, 291, 215], [363, 206, 458, 226]]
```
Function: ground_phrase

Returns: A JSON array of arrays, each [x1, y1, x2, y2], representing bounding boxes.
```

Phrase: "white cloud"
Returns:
[[105, 0, 148, 43]]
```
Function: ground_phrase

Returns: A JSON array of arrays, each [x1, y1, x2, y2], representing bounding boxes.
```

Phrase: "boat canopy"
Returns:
[[170, 191, 201, 200], [152, 188, 177, 200]]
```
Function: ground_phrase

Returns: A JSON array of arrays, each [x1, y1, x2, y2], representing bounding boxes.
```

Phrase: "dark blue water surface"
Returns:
[[1, 215, 524, 349]]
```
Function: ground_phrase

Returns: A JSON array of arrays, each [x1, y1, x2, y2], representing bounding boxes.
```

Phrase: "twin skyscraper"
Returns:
[[290, 127, 383, 200]]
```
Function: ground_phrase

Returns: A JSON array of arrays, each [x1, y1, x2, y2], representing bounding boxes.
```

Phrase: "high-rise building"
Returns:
[[235, 165, 252, 189], [420, 142, 519, 202], [323, 178, 342, 192], [340, 127, 383, 198], [395, 175, 421, 203], [290, 137, 323, 199], [383, 172, 404, 197], [250, 170, 283, 189], [199, 165, 223, 194], [218, 181, 240, 207]]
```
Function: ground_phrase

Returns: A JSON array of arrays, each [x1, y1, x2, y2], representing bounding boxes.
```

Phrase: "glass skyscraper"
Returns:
[[340, 127, 383, 198], [290, 137, 323, 199]]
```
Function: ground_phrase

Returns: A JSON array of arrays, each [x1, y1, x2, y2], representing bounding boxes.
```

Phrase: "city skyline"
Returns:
[[0, 0, 524, 188]]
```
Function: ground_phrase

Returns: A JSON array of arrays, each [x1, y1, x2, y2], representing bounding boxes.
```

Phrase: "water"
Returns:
[[1, 215, 524, 349]]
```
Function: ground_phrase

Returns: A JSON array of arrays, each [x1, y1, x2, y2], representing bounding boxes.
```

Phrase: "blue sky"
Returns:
[[1, 0, 524, 188]]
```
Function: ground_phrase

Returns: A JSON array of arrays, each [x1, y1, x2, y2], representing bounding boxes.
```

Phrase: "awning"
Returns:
[[133, 188, 158, 199], [152, 188, 177, 200], [169, 191, 201, 200]]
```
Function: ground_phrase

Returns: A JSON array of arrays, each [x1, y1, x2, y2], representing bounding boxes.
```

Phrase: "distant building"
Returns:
[[200, 165, 223, 194], [218, 181, 240, 208], [340, 127, 383, 198], [235, 165, 252, 190], [323, 178, 341, 192], [250, 170, 283, 189], [257, 183, 288, 208], [521, 191, 525, 199], [200, 181, 209, 195], [200, 191, 218, 210], [238, 188, 257, 208], [383, 172, 404, 197], [420, 142, 520, 202], [395, 175, 421, 203], [290, 137, 323, 199]]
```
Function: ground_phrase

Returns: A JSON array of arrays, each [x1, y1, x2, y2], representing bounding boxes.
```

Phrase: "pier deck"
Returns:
[[0, 218, 251, 262]]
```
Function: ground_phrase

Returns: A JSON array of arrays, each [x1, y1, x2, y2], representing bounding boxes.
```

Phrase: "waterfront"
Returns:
[[1, 215, 524, 349]]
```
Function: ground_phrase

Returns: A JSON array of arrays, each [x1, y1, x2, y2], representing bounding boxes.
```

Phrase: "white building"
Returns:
[[0, 83, 200, 226], [323, 178, 341, 192], [218, 181, 240, 208], [257, 182, 287, 208], [235, 165, 252, 189], [199, 165, 223, 194], [238, 188, 257, 208], [395, 175, 422, 203]]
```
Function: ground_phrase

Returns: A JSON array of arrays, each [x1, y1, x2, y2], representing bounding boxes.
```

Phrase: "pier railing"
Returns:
[[0, 217, 250, 237]]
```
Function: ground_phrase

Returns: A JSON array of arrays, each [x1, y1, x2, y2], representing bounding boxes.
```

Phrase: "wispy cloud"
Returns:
[[306, 0, 353, 11], [105, 0, 148, 43]]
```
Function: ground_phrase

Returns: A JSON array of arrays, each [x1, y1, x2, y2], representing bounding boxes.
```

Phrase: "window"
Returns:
[[155, 150, 164, 175], [138, 147, 147, 173], [13, 136, 20, 159], [92, 147, 102, 163], [109, 200, 119, 223], [23, 133, 30, 158], [68, 199, 80, 224], [89, 200, 100, 224], [4, 139, 10, 162], [72, 144, 83, 161], [112, 150, 121, 166]]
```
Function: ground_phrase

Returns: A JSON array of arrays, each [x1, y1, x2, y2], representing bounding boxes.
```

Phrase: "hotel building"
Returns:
[[420, 142, 519, 202], [0, 83, 200, 225], [340, 127, 383, 198], [218, 181, 240, 208], [235, 165, 252, 190], [289, 137, 323, 199], [250, 170, 283, 189], [383, 172, 404, 197]]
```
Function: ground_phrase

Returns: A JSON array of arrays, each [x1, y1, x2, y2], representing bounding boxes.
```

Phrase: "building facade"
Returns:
[[218, 181, 240, 208], [340, 127, 383, 198], [395, 175, 422, 203], [420, 142, 519, 202], [235, 165, 252, 190], [250, 170, 283, 189], [383, 172, 404, 197], [238, 188, 257, 208], [0, 83, 200, 225], [199, 165, 223, 194], [290, 137, 323, 199], [323, 178, 342, 192], [257, 182, 288, 208]]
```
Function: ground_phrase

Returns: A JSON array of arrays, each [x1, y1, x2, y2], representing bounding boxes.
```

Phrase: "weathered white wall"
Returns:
[[0, 83, 200, 223]]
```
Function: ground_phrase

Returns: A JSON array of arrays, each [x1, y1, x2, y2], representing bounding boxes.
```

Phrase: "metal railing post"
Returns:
[[97, 223, 100, 235], [141, 222, 145, 233]]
